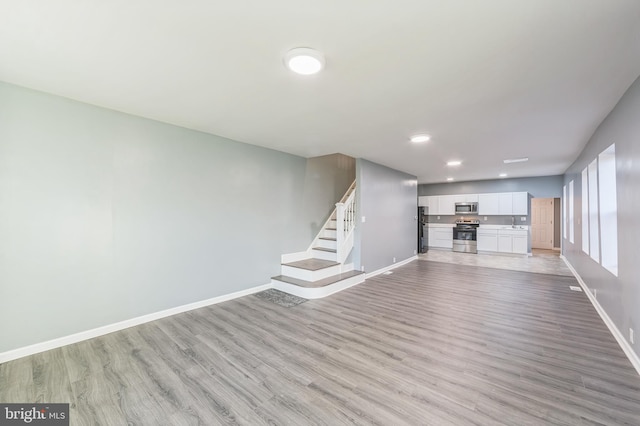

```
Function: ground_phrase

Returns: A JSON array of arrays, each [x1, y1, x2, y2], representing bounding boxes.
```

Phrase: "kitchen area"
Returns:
[[419, 191, 531, 256]]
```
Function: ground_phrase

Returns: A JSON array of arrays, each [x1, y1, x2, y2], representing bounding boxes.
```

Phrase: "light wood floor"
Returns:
[[2, 261, 640, 425], [420, 249, 572, 276]]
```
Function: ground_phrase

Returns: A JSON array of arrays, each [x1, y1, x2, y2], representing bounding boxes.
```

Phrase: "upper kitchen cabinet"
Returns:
[[438, 195, 456, 215], [478, 193, 500, 215], [419, 196, 439, 214], [425, 191, 528, 216], [512, 192, 528, 215], [453, 194, 479, 203], [479, 192, 529, 215], [498, 193, 513, 215]]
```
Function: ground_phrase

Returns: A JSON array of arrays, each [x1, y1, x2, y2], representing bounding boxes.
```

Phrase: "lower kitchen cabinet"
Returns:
[[477, 230, 498, 251], [478, 227, 528, 254], [428, 226, 453, 249], [512, 235, 528, 254], [497, 229, 528, 254], [498, 234, 513, 253]]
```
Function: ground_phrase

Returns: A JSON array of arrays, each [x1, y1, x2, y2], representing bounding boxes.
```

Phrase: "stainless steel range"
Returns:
[[453, 219, 480, 253]]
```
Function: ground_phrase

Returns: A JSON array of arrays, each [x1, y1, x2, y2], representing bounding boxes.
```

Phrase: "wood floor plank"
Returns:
[[2, 259, 640, 425]]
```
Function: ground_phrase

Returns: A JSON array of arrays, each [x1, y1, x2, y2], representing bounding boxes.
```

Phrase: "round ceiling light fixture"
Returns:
[[284, 47, 325, 75], [410, 134, 431, 143]]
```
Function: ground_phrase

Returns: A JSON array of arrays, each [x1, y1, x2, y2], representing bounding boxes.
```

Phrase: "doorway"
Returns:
[[531, 198, 555, 250]]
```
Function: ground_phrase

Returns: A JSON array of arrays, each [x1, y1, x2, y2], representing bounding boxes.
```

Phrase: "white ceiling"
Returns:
[[1, 1, 639, 183]]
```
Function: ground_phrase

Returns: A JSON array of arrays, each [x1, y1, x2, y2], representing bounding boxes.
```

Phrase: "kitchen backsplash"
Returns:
[[426, 215, 531, 226]]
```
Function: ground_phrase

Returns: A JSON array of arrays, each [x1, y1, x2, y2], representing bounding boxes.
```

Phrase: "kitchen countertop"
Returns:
[[477, 225, 529, 230], [427, 223, 529, 230]]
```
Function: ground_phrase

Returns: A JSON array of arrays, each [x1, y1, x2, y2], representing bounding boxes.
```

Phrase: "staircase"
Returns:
[[272, 181, 365, 299]]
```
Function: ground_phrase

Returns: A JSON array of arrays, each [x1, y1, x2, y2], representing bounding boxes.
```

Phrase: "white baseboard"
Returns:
[[561, 255, 640, 376], [281, 250, 311, 264], [0, 283, 273, 364], [366, 255, 418, 279]]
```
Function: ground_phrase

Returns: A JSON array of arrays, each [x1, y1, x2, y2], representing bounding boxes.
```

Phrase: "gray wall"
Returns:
[[301, 154, 355, 242], [563, 75, 640, 359], [419, 175, 563, 198], [0, 82, 316, 353], [353, 159, 418, 273]]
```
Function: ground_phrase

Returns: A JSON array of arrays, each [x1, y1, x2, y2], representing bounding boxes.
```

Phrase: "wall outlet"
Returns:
[[413, 249, 417, 255], [484, 216, 488, 221], [521, 217, 526, 221], [437, 215, 441, 220], [361, 265, 365, 272], [631, 328, 635, 344], [393, 257, 396, 263], [593, 288, 597, 299], [361, 216, 366, 223]]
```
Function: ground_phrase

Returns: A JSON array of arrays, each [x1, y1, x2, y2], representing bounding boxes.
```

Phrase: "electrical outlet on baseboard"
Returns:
[[393, 257, 396, 263]]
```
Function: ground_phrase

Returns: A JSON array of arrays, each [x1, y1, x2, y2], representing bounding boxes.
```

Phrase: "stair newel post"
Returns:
[[335, 202, 345, 264]]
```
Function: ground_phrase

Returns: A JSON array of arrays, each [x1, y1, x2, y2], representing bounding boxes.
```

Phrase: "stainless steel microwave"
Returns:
[[455, 202, 478, 215]]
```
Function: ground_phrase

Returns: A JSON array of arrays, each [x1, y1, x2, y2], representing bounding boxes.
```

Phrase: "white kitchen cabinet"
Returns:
[[453, 193, 479, 203], [512, 192, 528, 215], [498, 234, 513, 252], [497, 229, 528, 254], [512, 235, 528, 254], [477, 229, 498, 251], [427, 196, 439, 214], [478, 193, 500, 215], [498, 193, 513, 215], [419, 196, 438, 213], [426, 196, 439, 215], [437, 195, 456, 215], [428, 226, 453, 249]]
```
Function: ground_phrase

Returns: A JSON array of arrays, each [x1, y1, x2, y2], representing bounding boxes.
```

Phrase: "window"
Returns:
[[599, 144, 618, 276], [581, 168, 589, 254], [569, 180, 574, 244], [588, 159, 599, 263], [579, 144, 618, 276]]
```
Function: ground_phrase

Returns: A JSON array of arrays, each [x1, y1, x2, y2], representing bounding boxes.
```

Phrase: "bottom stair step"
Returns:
[[272, 270, 364, 289]]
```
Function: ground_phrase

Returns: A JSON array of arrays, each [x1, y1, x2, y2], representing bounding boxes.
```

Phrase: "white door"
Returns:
[[531, 198, 554, 249]]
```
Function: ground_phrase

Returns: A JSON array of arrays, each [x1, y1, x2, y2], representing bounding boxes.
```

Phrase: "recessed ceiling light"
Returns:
[[284, 47, 325, 75], [447, 161, 462, 166], [503, 157, 528, 164], [446, 177, 454, 181], [410, 134, 430, 143], [499, 173, 508, 178]]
